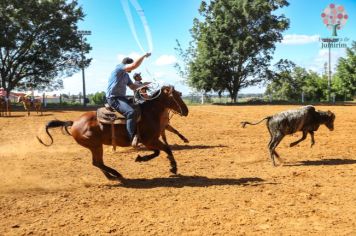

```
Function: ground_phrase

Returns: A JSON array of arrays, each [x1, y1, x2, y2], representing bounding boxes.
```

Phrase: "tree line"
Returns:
[[176, 0, 355, 103], [266, 43, 356, 102]]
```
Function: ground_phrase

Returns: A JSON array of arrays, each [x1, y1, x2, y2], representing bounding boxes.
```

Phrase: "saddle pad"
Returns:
[[96, 107, 126, 124]]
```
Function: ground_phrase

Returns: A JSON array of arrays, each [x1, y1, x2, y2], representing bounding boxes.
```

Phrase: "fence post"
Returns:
[[43, 93, 47, 107]]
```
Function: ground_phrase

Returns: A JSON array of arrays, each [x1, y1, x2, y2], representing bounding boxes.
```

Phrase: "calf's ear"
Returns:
[[327, 110, 335, 118]]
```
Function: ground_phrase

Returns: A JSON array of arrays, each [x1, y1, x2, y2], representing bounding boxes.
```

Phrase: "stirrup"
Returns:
[[131, 135, 139, 147]]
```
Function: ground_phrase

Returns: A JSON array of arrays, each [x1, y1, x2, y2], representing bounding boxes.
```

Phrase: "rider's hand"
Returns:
[[145, 52, 151, 58]]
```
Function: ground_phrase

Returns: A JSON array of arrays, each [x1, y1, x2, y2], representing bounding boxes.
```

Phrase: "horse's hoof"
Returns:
[[135, 155, 143, 162], [170, 173, 183, 178], [117, 176, 126, 184], [170, 167, 177, 175], [184, 139, 189, 143]]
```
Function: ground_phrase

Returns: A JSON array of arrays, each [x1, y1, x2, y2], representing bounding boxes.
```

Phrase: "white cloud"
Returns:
[[281, 34, 320, 45], [306, 48, 346, 73], [154, 55, 177, 66]]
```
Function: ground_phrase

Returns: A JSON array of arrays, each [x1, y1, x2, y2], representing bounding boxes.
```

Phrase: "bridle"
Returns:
[[134, 85, 184, 117], [166, 86, 184, 117], [133, 85, 161, 104]]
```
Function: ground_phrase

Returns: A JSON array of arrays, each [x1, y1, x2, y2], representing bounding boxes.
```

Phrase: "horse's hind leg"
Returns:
[[90, 146, 124, 180], [166, 124, 189, 143]]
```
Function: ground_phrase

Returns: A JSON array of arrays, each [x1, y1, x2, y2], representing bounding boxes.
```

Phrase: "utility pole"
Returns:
[[77, 30, 91, 107]]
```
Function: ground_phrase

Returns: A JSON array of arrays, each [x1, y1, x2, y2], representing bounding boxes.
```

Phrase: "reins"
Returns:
[[134, 86, 184, 117], [133, 86, 161, 104]]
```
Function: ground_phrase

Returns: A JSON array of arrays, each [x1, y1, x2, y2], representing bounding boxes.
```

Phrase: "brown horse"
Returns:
[[0, 96, 11, 117], [37, 86, 189, 181], [160, 109, 189, 145], [18, 95, 42, 116]]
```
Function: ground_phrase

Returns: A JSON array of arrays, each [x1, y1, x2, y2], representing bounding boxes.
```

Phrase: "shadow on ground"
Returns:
[[170, 144, 228, 150], [0, 115, 25, 118], [284, 158, 356, 166], [109, 175, 265, 189], [117, 144, 228, 154]]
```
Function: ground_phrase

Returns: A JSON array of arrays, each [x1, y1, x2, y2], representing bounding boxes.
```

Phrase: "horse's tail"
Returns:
[[37, 120, 74, 146], [240, 116, 272, 128]]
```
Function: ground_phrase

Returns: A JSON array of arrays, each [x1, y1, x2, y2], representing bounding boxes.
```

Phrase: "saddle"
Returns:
[[96, 103, 141, 125]]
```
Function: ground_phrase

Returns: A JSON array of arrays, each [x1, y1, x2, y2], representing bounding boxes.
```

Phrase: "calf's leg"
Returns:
[[290, 130, 307, 147], [309, 131, 315, 147], [269, 133, 284, 166]]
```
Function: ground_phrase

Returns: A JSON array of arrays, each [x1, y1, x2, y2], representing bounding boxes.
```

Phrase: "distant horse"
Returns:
[[37, 86, 189, 181], [17, 95, 42, 116], [0, 96, 11, 117], [160, 109, 189, 145]]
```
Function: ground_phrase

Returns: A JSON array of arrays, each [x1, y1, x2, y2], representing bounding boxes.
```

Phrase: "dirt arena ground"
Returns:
[[0, 105, 355, 235]]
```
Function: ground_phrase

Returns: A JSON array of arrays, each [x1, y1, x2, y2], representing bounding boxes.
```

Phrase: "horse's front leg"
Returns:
[[165, 124, 189, 143], [144, 140, 177, 175], [135, 150, 160, 162]]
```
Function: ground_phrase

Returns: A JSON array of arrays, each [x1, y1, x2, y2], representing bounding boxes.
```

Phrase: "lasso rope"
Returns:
[[121, 0, 153, 53], [121, 0, 158, 84]]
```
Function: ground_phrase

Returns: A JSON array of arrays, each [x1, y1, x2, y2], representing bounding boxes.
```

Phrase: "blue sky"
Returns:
[[56, 0, 356, 96]]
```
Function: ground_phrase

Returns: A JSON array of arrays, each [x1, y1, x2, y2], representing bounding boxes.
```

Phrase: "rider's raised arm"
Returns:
[[124, 52, 151, 72]]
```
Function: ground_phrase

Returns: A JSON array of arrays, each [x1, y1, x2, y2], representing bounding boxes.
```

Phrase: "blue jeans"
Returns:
[[107, 96, 137, 140]]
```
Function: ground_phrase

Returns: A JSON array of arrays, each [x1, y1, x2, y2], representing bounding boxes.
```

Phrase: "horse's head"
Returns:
[[160, 86, 188, 116]]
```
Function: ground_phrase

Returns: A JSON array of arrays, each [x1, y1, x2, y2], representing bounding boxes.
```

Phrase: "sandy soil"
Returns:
[[0, 105, 355, 235]]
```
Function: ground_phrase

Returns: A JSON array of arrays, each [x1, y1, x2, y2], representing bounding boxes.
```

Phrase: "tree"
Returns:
[[90, 91, 106, 105], [266, 64, 305, 101], [334, 41, 356, 100], [302, 71, 327, 102], [176, 0, 289, 102], [266, 61, 328, 102], [0, 0, 91, 96]]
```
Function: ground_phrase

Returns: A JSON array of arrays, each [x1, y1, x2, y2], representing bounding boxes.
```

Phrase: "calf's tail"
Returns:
[[241, 116, 271, 128], [37, 120, 73, 146]]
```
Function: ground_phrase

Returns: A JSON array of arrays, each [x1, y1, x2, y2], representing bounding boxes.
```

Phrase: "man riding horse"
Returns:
[[106, 53, 151, 147]]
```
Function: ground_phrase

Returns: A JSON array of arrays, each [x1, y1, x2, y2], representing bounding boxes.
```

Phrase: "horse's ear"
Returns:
[[163, 86, 172, 95]]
